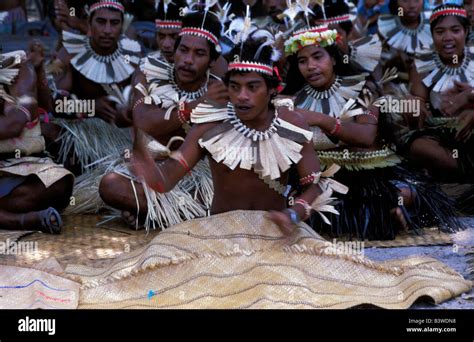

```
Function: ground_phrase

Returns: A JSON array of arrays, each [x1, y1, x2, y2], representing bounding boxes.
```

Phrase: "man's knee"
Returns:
[[50, 175, 74, 210], [99, 172, 125, 204]]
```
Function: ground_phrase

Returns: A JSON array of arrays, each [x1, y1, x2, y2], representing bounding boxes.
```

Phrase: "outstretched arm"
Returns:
[[131, 123, 209, 192], [266, 114, 324, 233]]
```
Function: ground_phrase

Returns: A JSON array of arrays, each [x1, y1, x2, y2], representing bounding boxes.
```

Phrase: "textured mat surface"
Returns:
[[0, 215, 160, 268], [0, 215, 455, 269], [61, 211, 471, 309], [0, 258, 80, 309]]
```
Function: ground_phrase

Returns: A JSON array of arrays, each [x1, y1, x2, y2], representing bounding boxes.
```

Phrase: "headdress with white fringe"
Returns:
[[225, 6, 281, 78], [155, 0, 184, 30], [86, 0, 134, 34], [282, 0, 340, 56], [178, 0, 223, 53]]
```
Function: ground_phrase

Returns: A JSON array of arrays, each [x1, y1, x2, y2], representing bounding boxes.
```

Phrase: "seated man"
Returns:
[[131, 30, 346, 232], [45, 0, 142, 172], [150, 0, 185, 64], [99, 10, 227, 230], [0, 50, 73, 233]]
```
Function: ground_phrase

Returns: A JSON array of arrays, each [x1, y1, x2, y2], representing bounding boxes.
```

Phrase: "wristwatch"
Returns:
[[286, 208, 301, 226]]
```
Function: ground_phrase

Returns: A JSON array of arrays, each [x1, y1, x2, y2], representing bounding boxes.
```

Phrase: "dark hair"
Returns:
[[174, 11, 222, 61], [388, 0, 424, 16], [226, 0, 248, 18], [126, 0, 156, 21], [223, 32, 280, 93], [429, 3, 470, 36], [312, 0, 353, 35], [388, 0, 398, 16], [156, 0, 185, 21], [282, 44, 356, 95]]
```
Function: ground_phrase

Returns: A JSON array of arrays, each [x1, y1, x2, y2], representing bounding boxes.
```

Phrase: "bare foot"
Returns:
[[391, 207, 409, 232], [21, 210, 58, 233], [121, 211, 143, 230]]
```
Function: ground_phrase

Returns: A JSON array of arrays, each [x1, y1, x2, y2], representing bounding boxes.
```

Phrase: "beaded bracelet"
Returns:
[[177, 108, 190, 125], [299, 171, 322, 186], [132, 97, 145, 112], [295, 199, 312, 218], [363, 110, 378, 123], [177, 101, 191, 125]]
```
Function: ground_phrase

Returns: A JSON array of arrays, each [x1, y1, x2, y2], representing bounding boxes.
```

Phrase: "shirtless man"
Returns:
[[45, 0, 142, 171], [0, 50, 73, 233], [129, 33, 335, 233], [152, 0, 185, 64], [131, 11, 227, 143], [99, 10, 227, 228]]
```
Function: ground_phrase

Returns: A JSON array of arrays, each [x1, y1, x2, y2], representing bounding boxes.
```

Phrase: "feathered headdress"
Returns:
[[282, 0, 340, 55], [313, 0, 356, 25], [178, 0, 223, 53], [226, 6, 281, 77], [155, 0, 185, 30]]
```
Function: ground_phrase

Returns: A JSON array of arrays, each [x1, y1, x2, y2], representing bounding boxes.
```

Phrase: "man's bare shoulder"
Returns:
[[278, 107, 311, 130], [187, 121, 221, 140]]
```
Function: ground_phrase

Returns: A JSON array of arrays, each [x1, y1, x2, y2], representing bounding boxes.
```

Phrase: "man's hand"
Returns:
[[440, 87, 470, 117], [131, 128, 165, 192], [203, 79, 229, 105], [453, 80, 472, 93], [95, 97, 118, 123], [456, 110, 474, 142], [266, 210, 297, 235], [27, 40, 45, 71], [54, 0, 71, 31], [55, 0, 88, 33]]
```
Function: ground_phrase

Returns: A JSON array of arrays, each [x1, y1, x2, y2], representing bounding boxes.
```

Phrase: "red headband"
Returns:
[[430, 8, 467, 23], [180, 27, 219, 46], [228, 62, 274, 76], [155, 20, 183, 29], [90, 1, 125, 13]]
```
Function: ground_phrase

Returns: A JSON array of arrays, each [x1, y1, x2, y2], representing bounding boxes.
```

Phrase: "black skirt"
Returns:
[[300, 165, 464, 241]]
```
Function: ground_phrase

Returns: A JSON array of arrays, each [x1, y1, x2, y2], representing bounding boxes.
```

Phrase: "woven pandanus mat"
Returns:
[[1, 215, 160, 268], [0, 260, 80, 309], [61, 210, 472, 309], [0, 215, 459, 269]]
